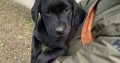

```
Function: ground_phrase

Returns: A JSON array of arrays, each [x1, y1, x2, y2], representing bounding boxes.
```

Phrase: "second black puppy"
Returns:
[[31, 0, 85, 63]]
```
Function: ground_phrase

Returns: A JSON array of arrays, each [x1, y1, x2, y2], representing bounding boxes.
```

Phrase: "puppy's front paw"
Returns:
[[36, 54, 49, 63]]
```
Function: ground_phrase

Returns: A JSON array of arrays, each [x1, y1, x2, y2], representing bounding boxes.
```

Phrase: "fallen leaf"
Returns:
[[0, 43, 5, 48]]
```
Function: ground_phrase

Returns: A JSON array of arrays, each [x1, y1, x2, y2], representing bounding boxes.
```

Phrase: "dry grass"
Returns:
[[0, 0, 34, 63]]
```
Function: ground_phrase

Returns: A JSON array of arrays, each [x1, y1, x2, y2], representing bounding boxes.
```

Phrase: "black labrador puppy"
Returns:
[[31, 0, 85, 63]]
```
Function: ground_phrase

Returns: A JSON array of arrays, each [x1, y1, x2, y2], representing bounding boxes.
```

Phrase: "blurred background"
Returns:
[[0, 0, 81, 63], [14, 0, 81, 9]]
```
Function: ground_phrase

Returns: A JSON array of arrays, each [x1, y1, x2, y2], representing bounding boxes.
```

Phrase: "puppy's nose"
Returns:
[[55, 26, 65, 35]]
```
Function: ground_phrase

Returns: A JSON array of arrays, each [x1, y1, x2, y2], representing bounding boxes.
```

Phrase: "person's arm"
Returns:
[[53, 11, 120, 63]]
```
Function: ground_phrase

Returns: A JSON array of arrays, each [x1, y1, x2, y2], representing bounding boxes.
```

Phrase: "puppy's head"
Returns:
[[32, 0, 81, 37]]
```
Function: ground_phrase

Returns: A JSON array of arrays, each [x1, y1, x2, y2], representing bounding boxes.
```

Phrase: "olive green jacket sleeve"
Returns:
[[53, 0, 120, 63], [53, 13, 120, 63]]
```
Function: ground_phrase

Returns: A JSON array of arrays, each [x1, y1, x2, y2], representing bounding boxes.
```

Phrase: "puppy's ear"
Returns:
[[31, 0, 40, 23], [71, 0, 86, 27], [72, 1, 85, 19]]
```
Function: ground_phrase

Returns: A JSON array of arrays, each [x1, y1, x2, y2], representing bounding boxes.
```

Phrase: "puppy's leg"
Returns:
[[31, 35, 42, 63], [36, 43, 67, 63]]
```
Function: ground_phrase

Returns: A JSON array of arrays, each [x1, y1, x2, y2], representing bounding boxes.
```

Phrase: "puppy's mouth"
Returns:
[[56, 31, 64, 36]]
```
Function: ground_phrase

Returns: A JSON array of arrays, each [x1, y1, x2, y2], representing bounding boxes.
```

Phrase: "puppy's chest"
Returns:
[[41, 38, 58, 52], [41, 37, 65, 52], [41, 44, 51, 52], [42, 36, 61, 46]]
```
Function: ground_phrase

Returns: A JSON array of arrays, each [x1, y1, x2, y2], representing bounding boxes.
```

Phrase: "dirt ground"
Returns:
[[0, 0, 33, 63]]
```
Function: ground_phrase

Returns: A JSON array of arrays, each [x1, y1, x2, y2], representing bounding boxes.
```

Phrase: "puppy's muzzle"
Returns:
[[55, 26, 65, 35]]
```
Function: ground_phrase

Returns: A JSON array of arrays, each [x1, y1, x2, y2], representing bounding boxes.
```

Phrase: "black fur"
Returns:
[[31, 0, 85, 63]]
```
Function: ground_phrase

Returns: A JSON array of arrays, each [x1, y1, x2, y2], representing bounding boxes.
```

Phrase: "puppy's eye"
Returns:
[[64, 7, 69, 12], [45, 10, 50, 14]]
